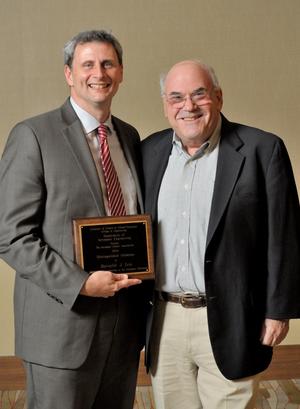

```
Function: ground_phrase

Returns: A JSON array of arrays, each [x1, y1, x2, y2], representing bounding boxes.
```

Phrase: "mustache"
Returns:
[[176, 109, 204, 120]]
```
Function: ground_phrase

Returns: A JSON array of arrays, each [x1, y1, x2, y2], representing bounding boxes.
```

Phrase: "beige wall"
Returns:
[[0, 0, 299, 355]]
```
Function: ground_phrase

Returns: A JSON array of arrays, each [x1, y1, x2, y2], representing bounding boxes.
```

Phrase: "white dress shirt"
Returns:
[[70, 98, 137, 215]]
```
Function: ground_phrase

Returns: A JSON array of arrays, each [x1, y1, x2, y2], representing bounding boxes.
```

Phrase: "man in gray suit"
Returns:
[[0, 30, 147, 409]]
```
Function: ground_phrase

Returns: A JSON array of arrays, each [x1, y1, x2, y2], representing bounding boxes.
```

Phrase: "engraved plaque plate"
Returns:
[[73, 214, 154, 280]]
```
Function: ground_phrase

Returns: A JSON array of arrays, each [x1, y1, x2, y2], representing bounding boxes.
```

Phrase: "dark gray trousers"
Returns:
[[24, 291, 144, 409]]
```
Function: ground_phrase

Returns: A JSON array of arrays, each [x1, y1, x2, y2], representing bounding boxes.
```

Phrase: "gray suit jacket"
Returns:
[[0, 99, 144, 369]]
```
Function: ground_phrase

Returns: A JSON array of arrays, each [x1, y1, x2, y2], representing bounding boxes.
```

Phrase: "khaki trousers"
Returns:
[[150, 300, 261, 409]]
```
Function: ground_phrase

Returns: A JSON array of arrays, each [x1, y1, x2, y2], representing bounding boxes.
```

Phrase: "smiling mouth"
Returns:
[[179, 113, 203, 121], [89, 83, 110, 89], [182, 117, 199, 121]]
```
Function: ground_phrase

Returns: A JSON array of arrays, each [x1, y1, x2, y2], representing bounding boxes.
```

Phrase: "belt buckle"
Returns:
[[180, 293, 196, 307], [180, 293, 206, 308]]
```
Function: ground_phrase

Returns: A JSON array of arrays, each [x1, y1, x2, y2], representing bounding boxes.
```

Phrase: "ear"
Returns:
[[119, 64, 124, 84], [215, 88, 223, 111], [64, 65, 73, 87], [163, 98, 169, 118]]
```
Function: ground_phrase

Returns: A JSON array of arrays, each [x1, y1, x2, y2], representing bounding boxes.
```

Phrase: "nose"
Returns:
[[182, 95, 197, 110], [93, 63, 106, 78]]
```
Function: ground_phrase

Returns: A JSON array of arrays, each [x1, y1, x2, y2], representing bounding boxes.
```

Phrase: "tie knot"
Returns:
[[98, 123, 108, 141]]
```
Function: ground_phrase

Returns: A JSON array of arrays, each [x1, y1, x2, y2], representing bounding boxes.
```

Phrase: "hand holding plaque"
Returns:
[[73, 214, 154, 280]]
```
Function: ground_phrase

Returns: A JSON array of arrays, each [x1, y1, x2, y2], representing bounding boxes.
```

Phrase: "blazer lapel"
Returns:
[[61, 101, 105, 214], [206, 119, 245, 248], [112, 117, 144, 212], [145, 130, 173, 220]]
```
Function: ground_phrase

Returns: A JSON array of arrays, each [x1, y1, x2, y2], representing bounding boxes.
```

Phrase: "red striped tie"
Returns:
[[97, 124, 126, 216]]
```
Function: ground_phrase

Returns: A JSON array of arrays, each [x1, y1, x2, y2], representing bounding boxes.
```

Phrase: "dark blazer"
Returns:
[[141, 115, 300, 380], [0, 99, 146, 369]]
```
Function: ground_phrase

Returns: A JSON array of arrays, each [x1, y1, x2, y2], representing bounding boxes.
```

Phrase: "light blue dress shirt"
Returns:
[[156, 118, 221, 294]]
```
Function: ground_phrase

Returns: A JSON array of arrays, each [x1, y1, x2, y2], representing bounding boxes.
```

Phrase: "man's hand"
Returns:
[[260, 318, 289, 346], [80, 270, 142, 298]]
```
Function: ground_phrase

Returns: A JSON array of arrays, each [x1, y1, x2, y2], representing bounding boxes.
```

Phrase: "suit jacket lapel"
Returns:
[[112, 116, 144, 212], [61, 100, 106, 214], [206, 118, 245, 248], [145, 130, 173, 220]]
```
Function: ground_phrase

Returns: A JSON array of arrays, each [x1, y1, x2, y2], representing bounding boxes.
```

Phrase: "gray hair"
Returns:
[[160, 60, 221, 95], [64, 30, 123, 67]]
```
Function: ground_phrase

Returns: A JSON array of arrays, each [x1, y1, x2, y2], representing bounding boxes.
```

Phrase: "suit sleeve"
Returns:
[[265, 138, 300, 318], [0, 123, 87, 310]]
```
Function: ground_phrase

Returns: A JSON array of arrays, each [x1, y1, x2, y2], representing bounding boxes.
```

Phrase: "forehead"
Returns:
[[73, 41, 118, 61], [165, 63, 212, 94]]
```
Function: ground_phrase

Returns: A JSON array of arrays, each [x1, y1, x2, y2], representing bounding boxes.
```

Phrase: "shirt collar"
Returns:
[[70, 97, 113, 134]]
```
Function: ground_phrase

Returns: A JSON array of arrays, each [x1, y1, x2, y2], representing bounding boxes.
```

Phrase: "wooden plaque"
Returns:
[[73, 214, 154, 280]]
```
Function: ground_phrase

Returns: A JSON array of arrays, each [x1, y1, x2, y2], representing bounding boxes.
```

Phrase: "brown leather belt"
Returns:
[[156, 291, 207, 308]]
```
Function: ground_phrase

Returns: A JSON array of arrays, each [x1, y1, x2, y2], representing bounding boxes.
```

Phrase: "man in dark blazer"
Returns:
[[141, 60, 300, 409], [0, 30, 147, 409]]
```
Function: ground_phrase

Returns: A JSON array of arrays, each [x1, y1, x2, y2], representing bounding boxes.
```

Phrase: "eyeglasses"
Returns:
[[164, 87, 212, 108]]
